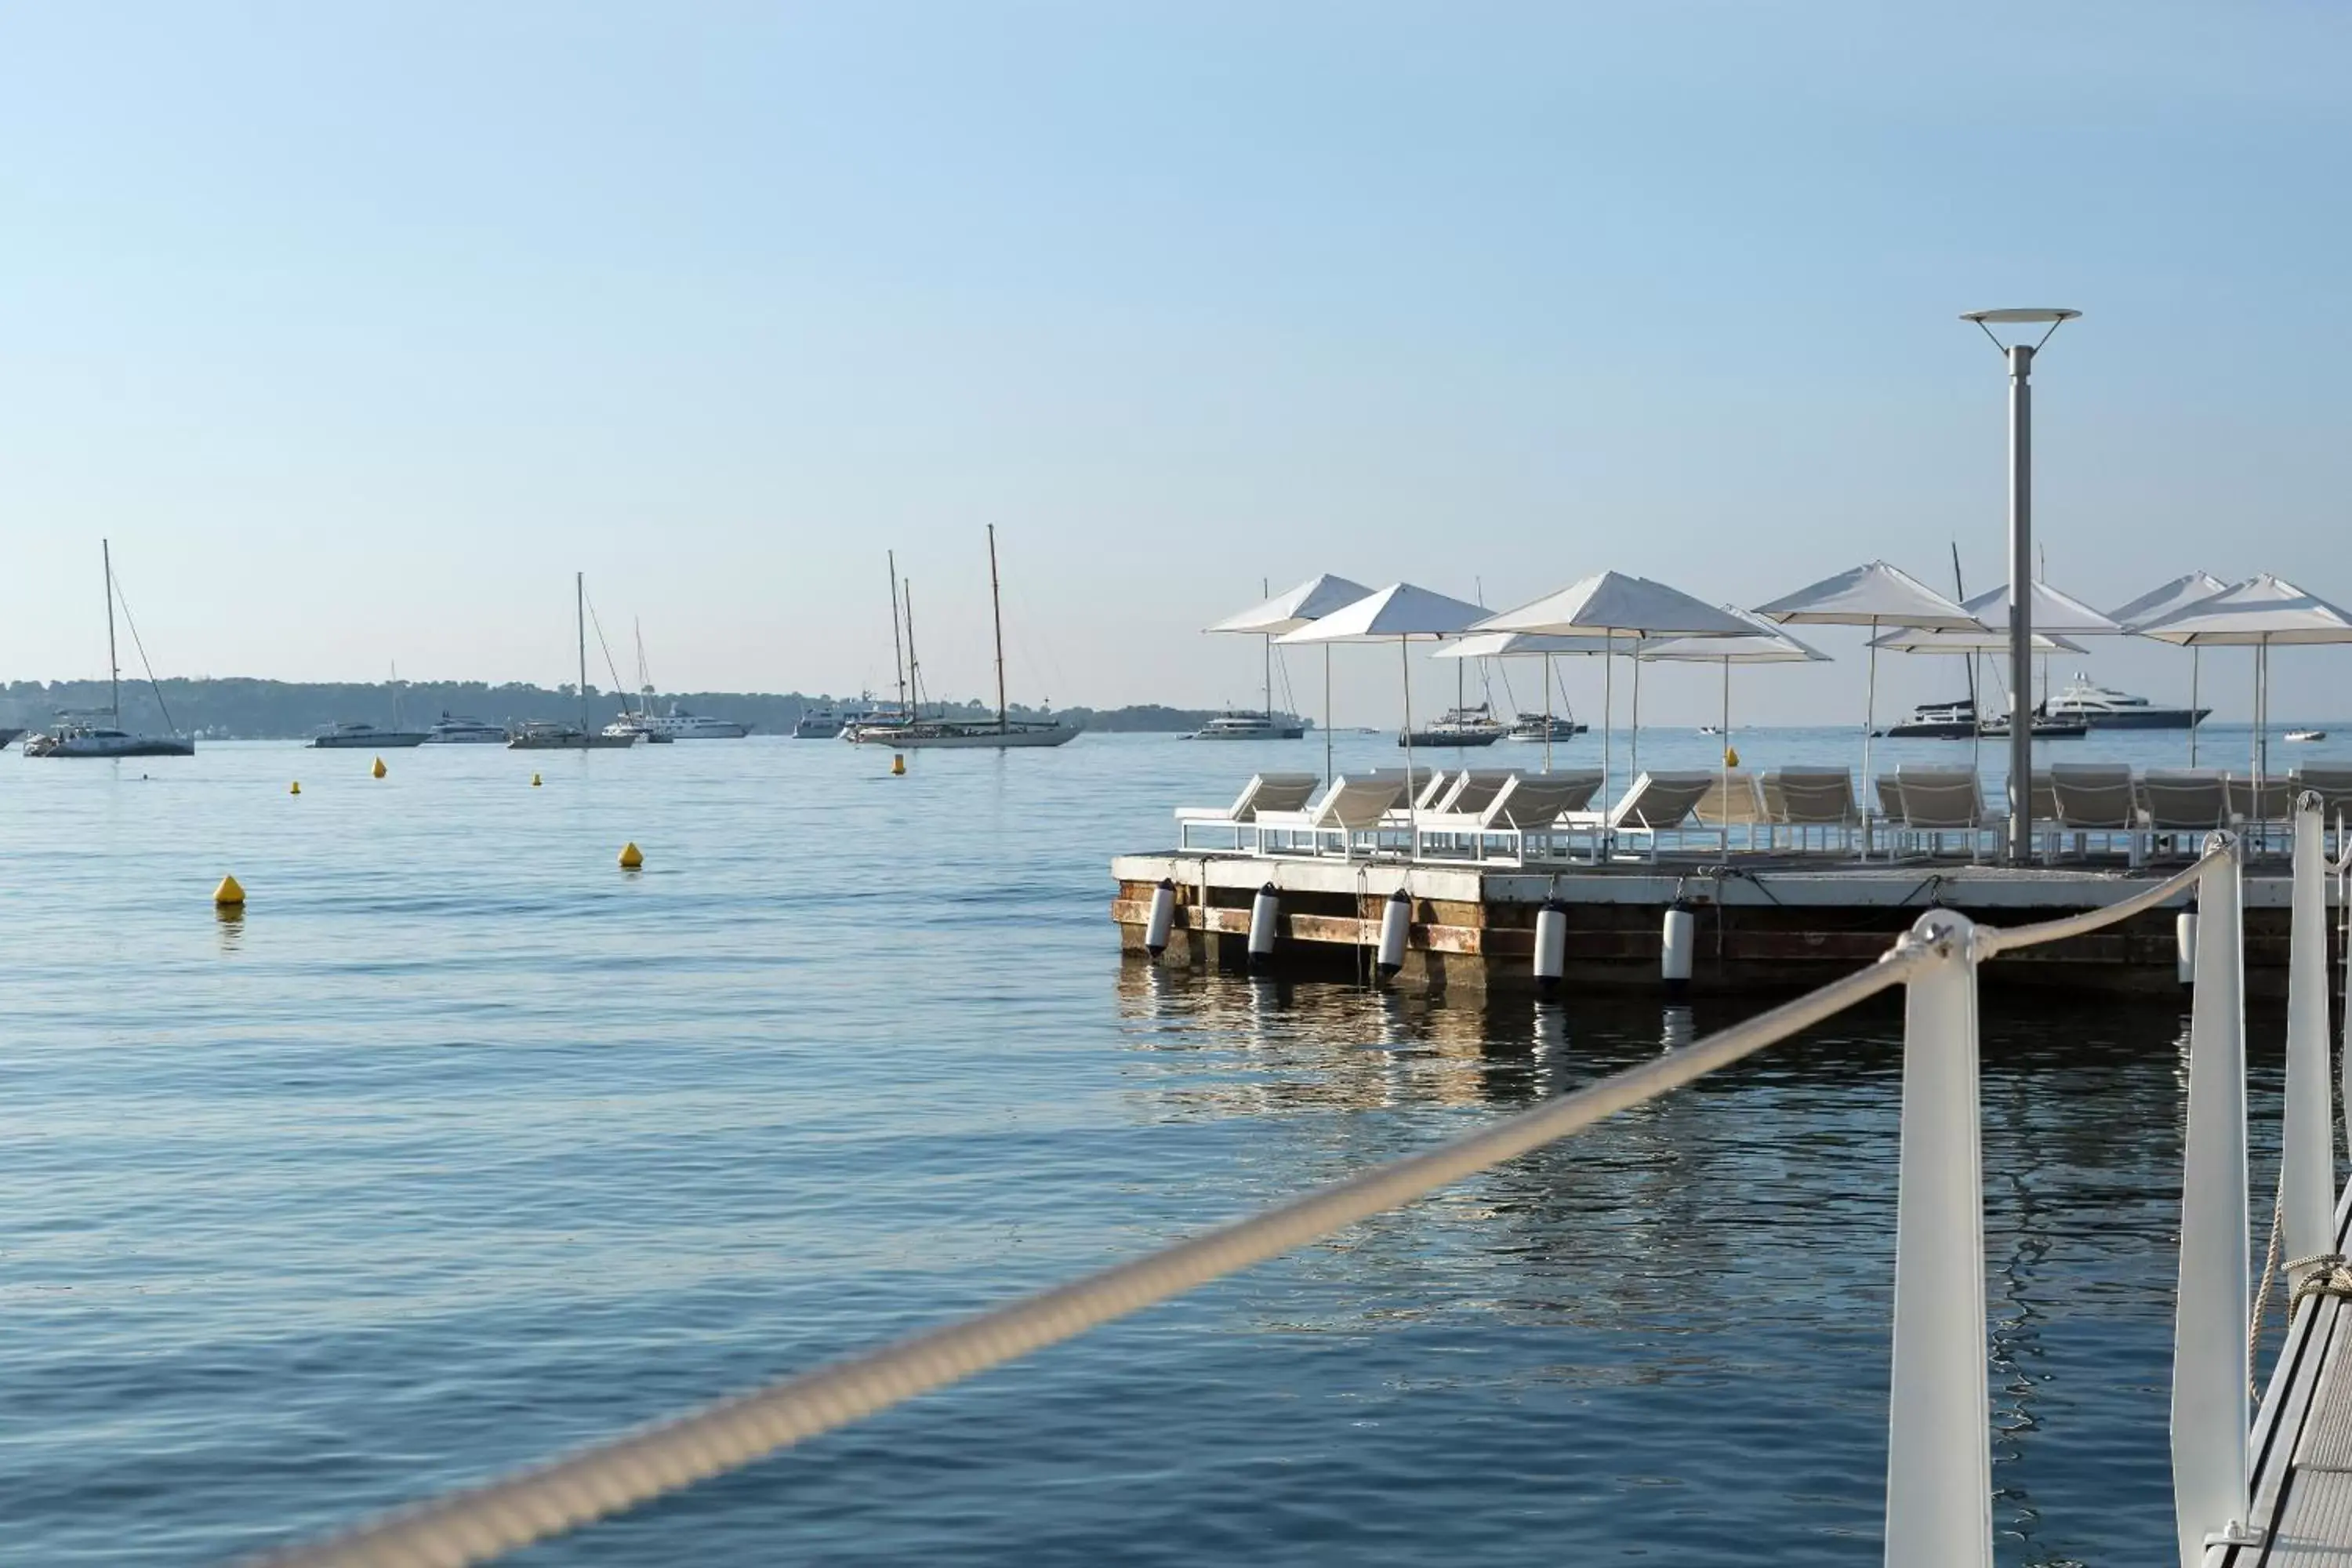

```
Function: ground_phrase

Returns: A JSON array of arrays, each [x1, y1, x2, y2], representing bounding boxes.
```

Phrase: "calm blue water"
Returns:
[[0, 728, 2300, 1565]]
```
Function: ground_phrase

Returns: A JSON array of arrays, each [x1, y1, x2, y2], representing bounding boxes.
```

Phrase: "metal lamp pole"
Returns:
[[1963, 308, 2079, 866]]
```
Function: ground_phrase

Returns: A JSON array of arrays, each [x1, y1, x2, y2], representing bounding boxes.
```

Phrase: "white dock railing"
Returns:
[[253, 811, 2341, 1568]]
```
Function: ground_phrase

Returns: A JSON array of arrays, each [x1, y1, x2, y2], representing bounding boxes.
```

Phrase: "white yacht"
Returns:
[[796, 699, 878, 739], [2045, 675, 2209, 731], [424, 713, 508, 744], [1192, 711, 1305, 740], [626, 704, 748, 740], [310, 720, 428, 749], [26, 720, 195, 759], [1503, 712, 1583, 743], [1399, 702, 1507, 748]]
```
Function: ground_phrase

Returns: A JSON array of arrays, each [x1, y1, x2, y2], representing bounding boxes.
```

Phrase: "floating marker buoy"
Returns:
[[1534, 898, 1567, 994], [289, 781, 300, 796], [531, 772, 542, 787], [2177, 909, 2198, 988], [619, 842, 644, 869], [1247, 883, 1280, 972], [1144, 877, 1177, 959], [213, 874, 246, 908], [891, 754, 906, 775], [1724, 744, 1740, 768], [1376, 888, 1410, 979], [1661, 903, 1695, 1000], [372, 756, 387, 779]]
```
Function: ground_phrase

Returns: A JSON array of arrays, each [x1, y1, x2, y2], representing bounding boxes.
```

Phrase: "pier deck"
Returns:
[[2227, 1192, 2352, 1566], [1112, 850, 2305, 995]]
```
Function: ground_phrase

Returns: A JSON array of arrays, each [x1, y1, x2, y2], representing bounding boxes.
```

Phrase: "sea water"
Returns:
[[0, 727, 2306, 1564]]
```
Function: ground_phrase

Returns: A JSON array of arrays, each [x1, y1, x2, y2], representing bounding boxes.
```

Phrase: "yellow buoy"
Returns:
[[212, 874, 246, 907], [531, 772, 542, 787], [372, 756, 387, 779], [289, 780, 300, 795], [619, 841, 644, 869], [891, 753, 906, 775], [1724, 745, 1740, 768]]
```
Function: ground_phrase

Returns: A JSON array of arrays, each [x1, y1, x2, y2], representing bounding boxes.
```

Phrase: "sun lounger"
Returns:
[[1692, 770, 1766, 851], [2226, 775, 2296, 853], [1428, 769, 1523, 816], [2140, 769, 2228, 855], [1252, 772, 1413, 858], [1176, 771, 1322, 851], [2048, 762, 2143, 863], [1563, 771, 1719, 860], [1893, 766, 1992, 860], [2289, 766, 2352, 835], [1412, 771, 1603, 863], [1762, 768, 1860, 853]]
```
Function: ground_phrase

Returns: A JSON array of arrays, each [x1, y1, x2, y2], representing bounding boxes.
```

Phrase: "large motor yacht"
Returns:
[[1192, 711, 1305, 740], [627, 704, 748, 739], [2045, 674, 2209, 730], [310, 720, 428, 749], [423, 713, 509, 744]]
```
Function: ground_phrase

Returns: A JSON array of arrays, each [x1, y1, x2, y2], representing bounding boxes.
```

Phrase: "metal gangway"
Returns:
[[256, 801, 2352, 1568]]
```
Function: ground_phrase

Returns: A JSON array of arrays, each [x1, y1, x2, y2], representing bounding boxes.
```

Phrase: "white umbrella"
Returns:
[[2107, 572, 2231, 764], [1432, 631, 1617, 772], [1754, 561, 1981, 844], [1207, 574, 1373, 782], [1472, 572, 1752, 813], [1278, 583, 1492, 834], [1639, 607, 1831, 824], [2133, 575, 2352, 786]]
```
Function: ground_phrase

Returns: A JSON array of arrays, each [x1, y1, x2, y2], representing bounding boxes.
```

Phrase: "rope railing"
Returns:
[[252, 839, 2249, 1568]]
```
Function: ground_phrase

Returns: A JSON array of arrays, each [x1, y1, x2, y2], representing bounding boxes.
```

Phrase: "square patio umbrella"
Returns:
[[1753, 561, 1982, 848], [1207, 574, 1373, 782], [2132, 575, 2352, 786], [2107, 572, 2230, 764], [1472, 572, 1752, 818], [1277, 583, 1493, 835]]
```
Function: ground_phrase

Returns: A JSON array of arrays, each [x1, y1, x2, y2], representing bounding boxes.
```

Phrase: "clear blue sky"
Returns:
[[4, 3, 2346, 723]]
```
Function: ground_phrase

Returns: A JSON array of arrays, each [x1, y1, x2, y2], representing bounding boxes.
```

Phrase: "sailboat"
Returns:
[[26, 540, 196, 757], [840, 550, 916, 743], [510, 574, 637, 749], [311, 662, 430, 747], [857, 528, 1078, 750]]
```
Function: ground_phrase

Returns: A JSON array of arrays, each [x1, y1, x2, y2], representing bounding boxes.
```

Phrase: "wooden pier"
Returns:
[[1111, 851, 2305, 995]]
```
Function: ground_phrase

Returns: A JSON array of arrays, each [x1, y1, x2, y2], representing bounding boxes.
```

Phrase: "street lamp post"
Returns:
[[1962, 307, 2080, 866]]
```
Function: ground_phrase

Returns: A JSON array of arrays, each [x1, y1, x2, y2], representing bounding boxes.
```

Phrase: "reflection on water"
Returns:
[[1116, 965, 2274, 1568]]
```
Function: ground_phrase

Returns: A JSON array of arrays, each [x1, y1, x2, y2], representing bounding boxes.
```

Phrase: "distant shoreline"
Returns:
[[0, 677, 1305, 740]]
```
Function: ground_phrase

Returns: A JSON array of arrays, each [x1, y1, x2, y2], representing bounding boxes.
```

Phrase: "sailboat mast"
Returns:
[[1261, 575, 1272, 720], [103, 537, 120, 723], [575, 572, 589, 732], [887, 550, 906, 714], [902, 581, 921, 717], [988, 524, 1008, 731]]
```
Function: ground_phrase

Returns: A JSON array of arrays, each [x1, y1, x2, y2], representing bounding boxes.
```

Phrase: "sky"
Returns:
[[4, 2, 2347, 724]]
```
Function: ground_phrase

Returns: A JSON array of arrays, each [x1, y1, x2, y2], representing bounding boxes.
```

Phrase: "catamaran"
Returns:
[[510, 574, 637, 750], [25, 541, 194, 758], [853, 529, 1077, 750]]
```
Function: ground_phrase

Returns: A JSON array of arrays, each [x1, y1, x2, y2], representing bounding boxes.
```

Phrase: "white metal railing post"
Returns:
[[2172, 834, 2254, 1566], [2284, 796, 2336, 1273], [1883, 909, 1992, 1568]]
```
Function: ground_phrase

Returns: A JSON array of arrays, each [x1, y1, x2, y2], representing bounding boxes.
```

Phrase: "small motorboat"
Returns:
[[2286, 729, 2328, 743]]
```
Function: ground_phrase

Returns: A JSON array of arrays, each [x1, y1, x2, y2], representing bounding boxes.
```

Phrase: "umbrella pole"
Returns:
[[2189, 647, 2200, 767], [1863, 624, 1878, 856], [1543, 653, 1554, 775], [1323, 644, 1333, 789], [1721, 658, 1732, 854], [1631, 649, 1642, 782], [1602, 638, 1614, 815], [1399, 636, 1416, 851]]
